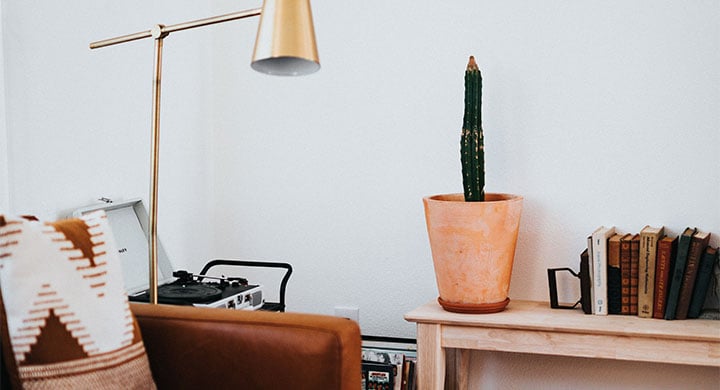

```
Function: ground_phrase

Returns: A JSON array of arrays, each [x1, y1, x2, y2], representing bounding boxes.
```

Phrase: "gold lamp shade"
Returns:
[[252, 0, 320, 76]]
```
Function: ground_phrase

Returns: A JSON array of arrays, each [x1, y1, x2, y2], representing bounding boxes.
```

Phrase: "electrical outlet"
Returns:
[[334, 305, 359, 322]]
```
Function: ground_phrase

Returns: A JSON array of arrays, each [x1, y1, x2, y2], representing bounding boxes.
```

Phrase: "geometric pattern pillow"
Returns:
[[0, 211, 156, 389]]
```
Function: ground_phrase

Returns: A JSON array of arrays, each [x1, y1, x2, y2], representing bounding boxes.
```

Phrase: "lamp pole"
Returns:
[[147, 26, 166, 305]]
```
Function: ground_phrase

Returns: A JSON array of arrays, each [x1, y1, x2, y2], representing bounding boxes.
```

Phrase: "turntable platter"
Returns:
[[158, 284, 223, 303]]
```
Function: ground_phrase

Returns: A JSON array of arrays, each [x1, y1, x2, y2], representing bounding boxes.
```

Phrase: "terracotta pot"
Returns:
[[423, 193, 523, 314]]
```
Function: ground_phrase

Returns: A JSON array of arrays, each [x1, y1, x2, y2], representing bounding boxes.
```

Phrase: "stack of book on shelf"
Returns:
[[586, 226, 718, 320], [361, 336, 417, 390]]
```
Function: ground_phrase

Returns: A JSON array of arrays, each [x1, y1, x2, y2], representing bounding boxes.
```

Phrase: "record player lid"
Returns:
[[73, 198, 175, 295]]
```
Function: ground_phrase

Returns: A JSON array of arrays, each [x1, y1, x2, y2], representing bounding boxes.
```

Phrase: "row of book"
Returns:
[[587, 225, 718, 319], [361, 337, 417, 390]]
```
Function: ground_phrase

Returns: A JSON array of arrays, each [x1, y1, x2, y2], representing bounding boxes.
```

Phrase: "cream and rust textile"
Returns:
[[0, 211, 155, 389]]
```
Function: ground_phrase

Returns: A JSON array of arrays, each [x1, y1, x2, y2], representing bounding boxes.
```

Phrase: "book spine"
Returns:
[[580, 248, 592, 314], [653, 237, 677, 319], [607, 234, 623, 315], [592, 233, 607, 315], [587, 235, 595, 314], [629, 234, 640, 315], [620, 236, 632, 315], [664, 228, 696, 320], [607, 266, 622, 315], [675, 233, 711, 320], [592, 227, 614, 315], [687, 247, 719, 318], [363, 361, 396, 389], [638, 228, 663, 318]]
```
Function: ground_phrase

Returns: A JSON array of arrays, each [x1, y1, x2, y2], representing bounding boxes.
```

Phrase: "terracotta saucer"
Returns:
[[437, 297, 510, 314]]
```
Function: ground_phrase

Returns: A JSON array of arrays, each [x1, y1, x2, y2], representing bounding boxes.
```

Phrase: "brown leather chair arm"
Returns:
[[130, 303, 361, 390]]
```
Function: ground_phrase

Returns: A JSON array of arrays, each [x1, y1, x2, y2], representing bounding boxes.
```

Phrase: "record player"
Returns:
[[129, 269, 264, 310], [73, 198, 265, 310]]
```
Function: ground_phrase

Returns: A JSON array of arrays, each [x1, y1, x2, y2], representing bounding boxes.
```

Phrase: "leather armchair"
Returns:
[[2, 303, 362, 390]]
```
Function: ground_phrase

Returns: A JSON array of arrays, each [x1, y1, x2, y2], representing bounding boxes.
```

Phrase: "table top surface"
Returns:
[[405, 300, 720, 342]]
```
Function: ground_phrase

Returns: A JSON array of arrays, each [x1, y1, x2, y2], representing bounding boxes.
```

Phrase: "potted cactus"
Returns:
[[423, 56, 523, 314]]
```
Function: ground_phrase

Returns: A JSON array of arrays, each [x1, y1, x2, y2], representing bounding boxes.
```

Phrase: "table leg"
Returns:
[[445, 348, 470, 390], [455, 349, 469, 390], [417, 323, 445, 390]]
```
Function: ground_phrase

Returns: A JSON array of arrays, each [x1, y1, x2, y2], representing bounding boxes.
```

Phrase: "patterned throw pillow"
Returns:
[[0, 211, 156, 389]]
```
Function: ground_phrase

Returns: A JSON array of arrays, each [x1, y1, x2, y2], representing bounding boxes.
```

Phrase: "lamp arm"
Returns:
[[89, 8, 262, 49]]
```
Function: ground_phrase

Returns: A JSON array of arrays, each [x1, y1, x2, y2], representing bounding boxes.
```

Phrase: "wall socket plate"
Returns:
[[334, 305, 359, 322]]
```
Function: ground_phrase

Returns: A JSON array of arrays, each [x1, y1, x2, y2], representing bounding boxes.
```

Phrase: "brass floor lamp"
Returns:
[[90, 0, 319, 304]]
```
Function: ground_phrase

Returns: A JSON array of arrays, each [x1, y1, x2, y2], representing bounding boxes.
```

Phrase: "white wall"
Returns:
[[3, 1, 719, 388], [1, 0, 215, 269], [0, 2, 8, 212]]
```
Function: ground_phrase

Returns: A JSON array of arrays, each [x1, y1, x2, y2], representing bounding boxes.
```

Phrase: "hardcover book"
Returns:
[[620, 234, 633, 314], [362, 361, 395, 390], [653, 236, 677, 319], [591, 226, 616, 315], [362, 348, 405, 390], [587, 235, 595, 314], [629, 234, 640, 315], [607, 233, 625, 315], [404, 358, 416, 390], [664, 227, 697, 320], [361, 337, 416, 390], [638, 225, 664, 318], [580, 248, 592, 314], [675, 231, 711, 320], [688, 246, 719, 319]]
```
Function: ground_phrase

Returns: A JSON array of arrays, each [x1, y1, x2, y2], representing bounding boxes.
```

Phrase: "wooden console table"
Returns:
[[404, 300, 720, 390]]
